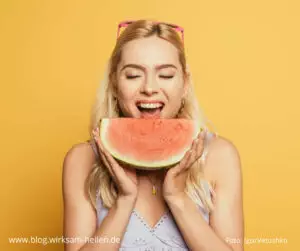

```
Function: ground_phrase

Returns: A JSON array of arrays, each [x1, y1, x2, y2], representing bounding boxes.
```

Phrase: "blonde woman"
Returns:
[[63, 19, 244, 251]]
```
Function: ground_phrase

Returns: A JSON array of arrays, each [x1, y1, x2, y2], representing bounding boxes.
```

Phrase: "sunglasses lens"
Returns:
[[172, 28, 183, 41], [118, 25, 129, 38]]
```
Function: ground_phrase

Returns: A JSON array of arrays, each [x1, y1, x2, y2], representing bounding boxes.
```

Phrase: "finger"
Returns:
[[96, 140, 117, 180], [183, 138, 199, 171], [122, 163, 138, 185], [196, 128, 206, 142], [93, 129, 131, 187], [185, 131, 206, 169], [99, 150, 117, 180], [92, 128, 100, 142], [92, 129, 117, 179], [92, 127, 100, 138], [182, 130, 205, 171], [196, 133, 205, 157], [93, 128, 122, 169], [93, 130, 128, 182], [101, 149, 128, 182], [172, 143, 194, 177], [201, 128, 207, 140], [97, 137, 123, 174]]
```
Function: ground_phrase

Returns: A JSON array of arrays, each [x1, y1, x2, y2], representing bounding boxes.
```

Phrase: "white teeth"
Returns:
[[138, 103, 163, 109]]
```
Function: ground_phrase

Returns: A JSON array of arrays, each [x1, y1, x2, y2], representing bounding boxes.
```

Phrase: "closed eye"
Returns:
[[126, 75, 174, 79], [126, 75, 140, 79], [159, 75, 174, 79]]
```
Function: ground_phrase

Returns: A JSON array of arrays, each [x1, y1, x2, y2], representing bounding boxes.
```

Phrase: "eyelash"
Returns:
[[126, 75, 174, 79]]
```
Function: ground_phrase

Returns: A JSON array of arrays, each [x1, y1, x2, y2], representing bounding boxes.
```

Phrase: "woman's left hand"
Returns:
[[162, 129, 207, 203]]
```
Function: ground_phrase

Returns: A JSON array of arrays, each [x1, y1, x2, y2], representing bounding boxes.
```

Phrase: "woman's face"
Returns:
[[116, 36, 188, 119]]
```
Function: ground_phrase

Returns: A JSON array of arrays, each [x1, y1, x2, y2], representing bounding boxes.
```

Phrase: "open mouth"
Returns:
[[136, 102, 164, 118]]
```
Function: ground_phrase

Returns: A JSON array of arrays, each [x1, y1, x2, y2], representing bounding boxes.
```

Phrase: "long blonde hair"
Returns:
[[86, 19, 216, 213]]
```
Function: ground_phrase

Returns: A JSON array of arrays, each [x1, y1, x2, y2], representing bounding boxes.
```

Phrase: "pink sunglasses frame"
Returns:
[[117, 20, 184, 46]]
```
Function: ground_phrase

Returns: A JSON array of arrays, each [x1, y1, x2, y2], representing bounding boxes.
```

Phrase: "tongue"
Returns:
[[140, 108, 161, 119]]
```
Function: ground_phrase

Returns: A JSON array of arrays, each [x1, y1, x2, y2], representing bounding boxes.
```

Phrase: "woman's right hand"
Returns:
[[92, 127, 138, 202]]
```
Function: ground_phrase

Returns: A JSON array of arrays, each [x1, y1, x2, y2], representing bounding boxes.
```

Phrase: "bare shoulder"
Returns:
[[202, 135, 242, 184], [62, 142, 100, 248], [62, 141, 97, 200], [63, 141, 97, 174]]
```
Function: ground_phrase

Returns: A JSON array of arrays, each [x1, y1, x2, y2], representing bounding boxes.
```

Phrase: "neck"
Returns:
[[137, 168, 167, 179], [136, 169, 167, 196]]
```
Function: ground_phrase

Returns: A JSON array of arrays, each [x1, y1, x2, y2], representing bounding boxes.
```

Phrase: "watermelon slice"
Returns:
[[99, 118, 201, 170]]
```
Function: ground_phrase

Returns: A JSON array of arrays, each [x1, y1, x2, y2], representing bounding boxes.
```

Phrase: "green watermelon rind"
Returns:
[[99, 118, 201, 170]]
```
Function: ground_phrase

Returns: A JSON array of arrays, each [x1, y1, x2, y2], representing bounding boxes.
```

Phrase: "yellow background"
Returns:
[[1, 0, 299, 250]]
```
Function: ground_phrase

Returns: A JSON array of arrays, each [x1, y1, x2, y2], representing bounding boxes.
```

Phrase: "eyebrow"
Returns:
[[120, 63, 178, 72]]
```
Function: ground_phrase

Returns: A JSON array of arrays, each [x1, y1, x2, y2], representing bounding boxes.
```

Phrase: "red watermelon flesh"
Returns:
[[99, 118, 201, 170]]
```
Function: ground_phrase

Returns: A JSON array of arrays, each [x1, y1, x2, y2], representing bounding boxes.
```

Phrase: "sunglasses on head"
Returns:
[[117, 20, 184, 46]]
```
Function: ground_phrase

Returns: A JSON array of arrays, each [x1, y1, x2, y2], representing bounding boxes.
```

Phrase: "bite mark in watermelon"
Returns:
[[99, 118, 201, 170]]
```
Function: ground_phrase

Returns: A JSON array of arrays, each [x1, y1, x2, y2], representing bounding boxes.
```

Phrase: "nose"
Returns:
[[140, 77, 159, 96]]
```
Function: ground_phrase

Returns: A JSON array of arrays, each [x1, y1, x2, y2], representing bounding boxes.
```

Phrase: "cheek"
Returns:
[[163, 83, 185, 99], [117, 81, 138, 100]]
